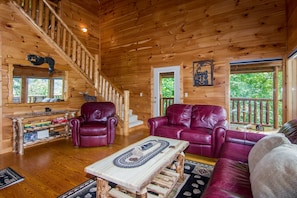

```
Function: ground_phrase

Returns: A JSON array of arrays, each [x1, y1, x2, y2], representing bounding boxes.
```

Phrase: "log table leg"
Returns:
[[136, 188, 147, 198], [176, 152, 185, 181], [96, 178, 110, 198]]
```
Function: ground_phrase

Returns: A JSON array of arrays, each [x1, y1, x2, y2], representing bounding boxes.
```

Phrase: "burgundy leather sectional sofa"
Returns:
[[148, 104, 228, 158], [202, 129, 297, 197]]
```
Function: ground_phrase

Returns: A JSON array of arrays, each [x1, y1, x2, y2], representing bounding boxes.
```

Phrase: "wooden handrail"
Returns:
[[11, 0, 130, 135], [230, 97, 281, 127]]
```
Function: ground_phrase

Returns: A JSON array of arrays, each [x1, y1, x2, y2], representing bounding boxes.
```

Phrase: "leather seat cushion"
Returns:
[[80, 122, 107, 136], [180, 128, 212, 145], [155, 125, 186, 139]]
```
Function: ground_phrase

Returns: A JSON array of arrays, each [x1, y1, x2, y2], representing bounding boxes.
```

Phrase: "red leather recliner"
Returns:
[[69, 102, 118, 147]]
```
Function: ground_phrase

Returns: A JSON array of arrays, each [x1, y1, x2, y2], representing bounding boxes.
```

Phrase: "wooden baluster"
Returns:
[[119, 95, 123, 119], [77, 45, 81, 67], [237, 100, 240, 123], [85, 54, 89, 79], [24, 0, 29, 13], [31, 0, 37, 20], [56, 21, 61, 46], [44, 6, 49, 33], [62, 28, 67, 51], [123, 90, 129, 136], [72, 40, 76, 61], [243, 100, 246, 123], [67, 33, 71, 56], [231, 100, 235, 123], [38, 0, 44, 27], [102, 79, 106, 99], [81, 48, 84, 69], [266, 100, 270, 125], [50, 13, 55, 39], [254, 100, 257, 124], [112, 89, 116, 104], [259, 101, 263, 124], [248, 100, 252, 124], [105, 81, 109, 100], [98, 75, 102, 95]]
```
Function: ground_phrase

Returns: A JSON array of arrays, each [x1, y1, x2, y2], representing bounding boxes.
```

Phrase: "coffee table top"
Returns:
[[85, 136, 189, 192]]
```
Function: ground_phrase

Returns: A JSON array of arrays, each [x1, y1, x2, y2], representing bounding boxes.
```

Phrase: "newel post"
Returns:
[[124, 90, 129, 136], [94, 54, 99, 91]]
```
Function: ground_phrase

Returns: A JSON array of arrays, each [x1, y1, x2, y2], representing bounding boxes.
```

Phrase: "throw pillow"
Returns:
[[248, 133, 291, 173], [250, 144, 297, 198]]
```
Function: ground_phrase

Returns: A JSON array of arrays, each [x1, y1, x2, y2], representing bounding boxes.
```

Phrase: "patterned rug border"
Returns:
[[57, 160, 213, 198], [0, 167, 24, 190]]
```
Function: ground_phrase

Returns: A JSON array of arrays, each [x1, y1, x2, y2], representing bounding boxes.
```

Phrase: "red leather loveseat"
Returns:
[[202, 129, 297, 198], [148, 104, 228, 158]]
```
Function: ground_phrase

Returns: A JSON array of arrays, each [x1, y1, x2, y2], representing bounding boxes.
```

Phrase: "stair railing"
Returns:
[[12, 0, 129, 135]]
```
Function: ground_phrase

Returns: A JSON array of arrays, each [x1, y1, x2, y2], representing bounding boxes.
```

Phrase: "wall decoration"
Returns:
[[27, 54, 55, 74], [193, 60, 214, 86]]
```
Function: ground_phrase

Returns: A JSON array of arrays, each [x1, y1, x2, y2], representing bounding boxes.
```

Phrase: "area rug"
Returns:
[[0, 167, 24, 190], [58, 160, 213, 198]]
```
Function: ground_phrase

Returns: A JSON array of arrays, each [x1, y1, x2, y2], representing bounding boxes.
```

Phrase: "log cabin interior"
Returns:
[[1, 0, 297, 196]]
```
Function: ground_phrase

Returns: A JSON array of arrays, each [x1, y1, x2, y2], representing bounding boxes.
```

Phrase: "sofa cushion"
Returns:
[[250, 144, 297, 198], [166, 104, 192, 128], [204, 158, 253, 198], [80, 122, 107, 135], [191, 105, 226, 130], [154, 125, 186, 139], [248, 133, 291, 173], [180, 128, 212, 145]]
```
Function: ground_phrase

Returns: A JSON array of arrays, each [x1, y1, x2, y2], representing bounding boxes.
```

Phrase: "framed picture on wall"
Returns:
[[193, 60, 214, 86]]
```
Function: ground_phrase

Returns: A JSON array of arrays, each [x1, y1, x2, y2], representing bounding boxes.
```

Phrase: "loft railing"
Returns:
[[11, 0, 130, 135], [160, 97, 174, 116], [230, 97, 281, 128]]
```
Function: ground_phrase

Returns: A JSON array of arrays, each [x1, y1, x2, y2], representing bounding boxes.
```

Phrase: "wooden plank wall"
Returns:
[[0, 1, 99, 154], [99, 0, 287, 124], [287, 0, 297, 54]]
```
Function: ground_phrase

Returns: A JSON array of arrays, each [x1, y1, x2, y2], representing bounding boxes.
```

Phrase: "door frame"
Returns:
[[153, 66, 180, 117]]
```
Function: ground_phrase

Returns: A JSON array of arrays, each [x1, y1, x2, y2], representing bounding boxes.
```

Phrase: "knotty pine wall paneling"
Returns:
[[60, 0, 100, 55], [99, 0, 287, 125], [287, 0, 297, 54], [0, 1, 98, 154]]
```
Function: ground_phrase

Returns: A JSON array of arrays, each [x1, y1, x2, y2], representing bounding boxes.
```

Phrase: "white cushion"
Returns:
[[248, 133, 291, 173], [250, 144, 297, 198]]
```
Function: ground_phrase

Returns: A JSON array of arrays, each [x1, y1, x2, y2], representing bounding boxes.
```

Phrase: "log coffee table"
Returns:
[[85, 136, 189, 198]]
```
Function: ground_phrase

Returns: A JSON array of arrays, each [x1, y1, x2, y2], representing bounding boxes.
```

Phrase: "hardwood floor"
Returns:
[[0, 128, 216, 197]]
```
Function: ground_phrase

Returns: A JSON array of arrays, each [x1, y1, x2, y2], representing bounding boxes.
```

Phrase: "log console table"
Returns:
[[7, 109, 79, 155], [85, 136, 189, 198]]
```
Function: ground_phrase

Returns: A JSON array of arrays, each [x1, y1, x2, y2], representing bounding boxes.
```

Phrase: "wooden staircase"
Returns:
[[10, 0, 144, 135]]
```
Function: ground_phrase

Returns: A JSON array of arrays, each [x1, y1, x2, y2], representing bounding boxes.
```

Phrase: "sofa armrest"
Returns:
[[147, 116, 169, 136], [212, 120, 228, 158], [107, 116, 118, 144], [69, 116, 85, 146], [219, 130, 266, 162]]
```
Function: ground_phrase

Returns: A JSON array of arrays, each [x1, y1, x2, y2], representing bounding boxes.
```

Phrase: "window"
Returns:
[[11, 65, 65, 104]]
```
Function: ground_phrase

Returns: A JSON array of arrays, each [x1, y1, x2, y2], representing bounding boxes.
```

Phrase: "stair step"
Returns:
[[129, 114, 138, 123], [129, 120, 144, 128]]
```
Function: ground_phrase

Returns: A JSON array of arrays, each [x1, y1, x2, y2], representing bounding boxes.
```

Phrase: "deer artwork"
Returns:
[[79, 92, 97, 102]]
